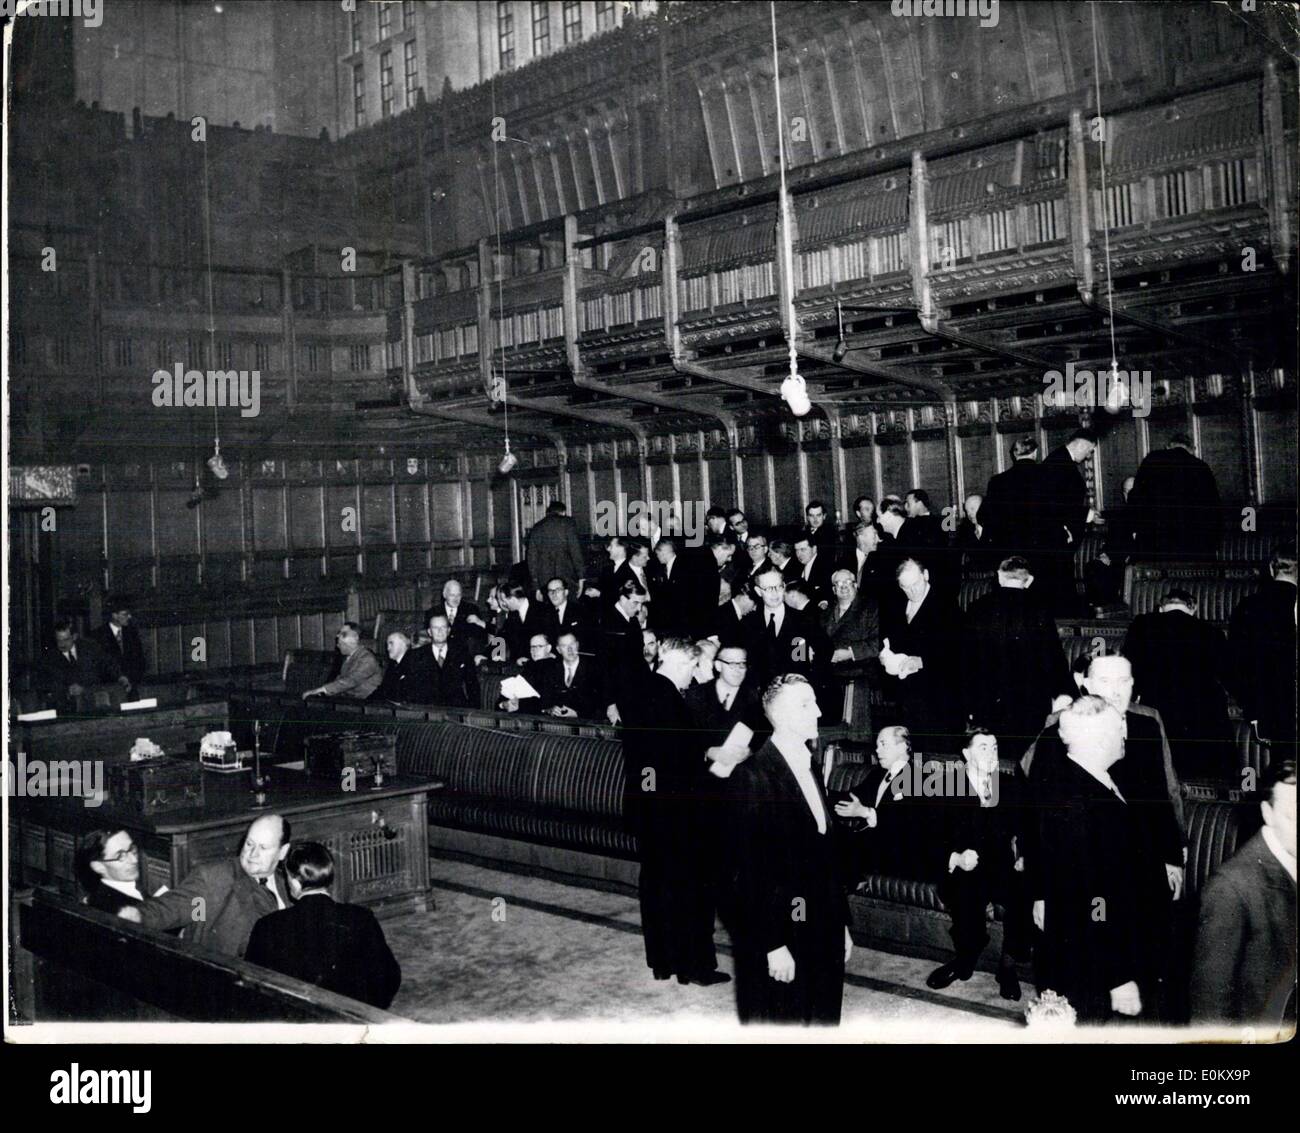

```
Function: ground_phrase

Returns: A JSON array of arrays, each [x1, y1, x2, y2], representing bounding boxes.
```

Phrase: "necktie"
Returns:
[[767, 613, 778, 640], [435, 647, 445, 665], [565, 665, 574, 688], [258, 877, 268, 887]]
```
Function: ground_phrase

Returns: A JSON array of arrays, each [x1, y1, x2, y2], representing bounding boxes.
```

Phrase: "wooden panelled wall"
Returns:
[[33, 375, 1295, 670]]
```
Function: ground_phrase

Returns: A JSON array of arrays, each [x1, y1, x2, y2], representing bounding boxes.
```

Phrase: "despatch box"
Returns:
[[303, 731, 398, 781], [107, 757, 205, 815]]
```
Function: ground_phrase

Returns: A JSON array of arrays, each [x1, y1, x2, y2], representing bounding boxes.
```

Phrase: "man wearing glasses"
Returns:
[[742, 568, 814, 686], [740, 533, 774, 587], [75, 829, 156, 915]]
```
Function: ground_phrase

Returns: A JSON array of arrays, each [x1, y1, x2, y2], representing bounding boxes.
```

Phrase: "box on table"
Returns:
[[107, 757, 205, 815], [303, 731, 398, 781]]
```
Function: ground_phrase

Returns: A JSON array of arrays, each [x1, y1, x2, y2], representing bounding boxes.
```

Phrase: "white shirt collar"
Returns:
[[1260, 825, 1297, 882], [772, 733, 827, 834], [110, 624, 123, 638], [100, 876, 144, 901], [765, 606, 784, 631]]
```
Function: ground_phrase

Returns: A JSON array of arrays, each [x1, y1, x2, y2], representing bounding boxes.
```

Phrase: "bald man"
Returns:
[[120, 813, 292, 958]]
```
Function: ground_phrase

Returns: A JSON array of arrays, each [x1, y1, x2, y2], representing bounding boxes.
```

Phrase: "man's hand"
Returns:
[[548, 705, 577, 718], [606, 704, 621, 725], [863, 807, 878, 829], [1166, 864, 1184, 901], [1013, 856, 1025, 873], [834, 798, 868, 820], [466, 615, 487, 629], [844, 926, 854, 963], [1110, 981, 1142, 1017], [767, 945, 795, 983], [302, 687, 323, 700], [947, 851, 963, 874], [500, 697, 520, 713], [1033, 900, 1045, 931], [117, 907, 142, 924], [831, 647, 854, 664], [583, 586, 601, 599], [705, 743, 751, 768], [68, 683, 85, 697]]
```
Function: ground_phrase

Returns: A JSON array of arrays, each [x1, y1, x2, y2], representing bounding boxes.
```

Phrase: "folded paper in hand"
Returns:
[[500, 675, 541, 699]]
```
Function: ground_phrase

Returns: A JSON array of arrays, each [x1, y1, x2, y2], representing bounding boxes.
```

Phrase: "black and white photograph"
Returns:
[[3, 0, 1296, 1084]]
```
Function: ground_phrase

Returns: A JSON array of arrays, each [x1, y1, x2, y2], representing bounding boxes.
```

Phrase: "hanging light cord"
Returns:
[[490, 75, 509, 456], [770, 1, 798, 385], [200, 127, 220, 457], [1090, 1, 1120, 380]]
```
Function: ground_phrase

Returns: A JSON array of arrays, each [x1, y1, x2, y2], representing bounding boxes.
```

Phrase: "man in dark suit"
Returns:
[[1128, 435, 1222, 561], [90, 597, 146, 690], [536, 631, 604, 719], [1123, 589, 1234, 780], [839, 521, 884, 600], [601, 577, 651, 724], [525, 500, 586, 598], [121, 814, 292, 958], [1032, 429, 1096, 614], [502, 634, 561, 713], [954, 493, 996, 572], [727, 673, 852, 1024], [1228, 546, 1297, 750], [705, 534, 740, 593], [372, 631, 434, 703], [1023, 655, 1187, 1019], [76, 829, 149, 915], [540, 576, 586, 642], [619, 637, 729, 986], [768, 540, 800, 586], [35, 619, 127, 710], [727, 509, 752, 555], [962, 556, 1074, 760], [1027, 696, 1159, 1023], [833, 725, 925, 881], [819, 570, 880, 732], [898, 489, 956, 604], [423, 614, 481, 708], [648, 536, 708, 636], [1192, 760, 1296, 1031], [738, 532, 774, 590], [802, 500, 837, 551], [980, 436, 1040, 559], [791, 535, 834, 608], [739, 567, 815, 686], [245, 841, 401, 1010], [499, 581, 549, 663], [926, 728, 1031, 1000], [712, 583, 757, 646], [880, 558, 965, 754], [423, 578, 487, 653]]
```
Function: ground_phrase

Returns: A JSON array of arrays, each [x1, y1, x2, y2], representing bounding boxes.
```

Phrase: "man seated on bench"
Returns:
[[245, 841, 401, 1010], [302, 623, 383, 701], [75, 829, 161, 915], [119, 814, 292, 959]]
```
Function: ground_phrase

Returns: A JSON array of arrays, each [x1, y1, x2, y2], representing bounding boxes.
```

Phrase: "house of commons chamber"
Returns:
[[4, 0, 1297, 1048]]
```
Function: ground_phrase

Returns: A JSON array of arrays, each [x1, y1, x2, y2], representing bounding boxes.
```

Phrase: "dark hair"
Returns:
[[963, 724, 997, 746], [726, 509, 746, 523], [75, 829, 123, 893], [1261, 759, 1296, 802], [769, 539, 793, 558], [654, 536, 678, 554], [546, 500, 567, 515], [339, 621, 361, 636], [546, 576, 567, 591], [792, 535, 812, 550], [882, 502, 906, 518], [104, 595, 132, 615], [1162, 588, 1197, 609], [1069, 427, 1098, 444], [998, 555, 1033, 576], [624, 537, 649, 557], [286, 841, 335, 890], [1271, 544, 1298, 575], [745, 531, 768, 546], [705, 534, 733, 553], [706, 506, 729, 522], [617, 577, 648, 600], [907, 488, 931, 510], [805, 499, 826, 514], [1169, 434, 1194, 450], [503, 582, 529, 600], [1011, 437, 1039, 459], [784, 579, 811, 599], [853, 495, 875, 514], [53, 618, 74, 636]]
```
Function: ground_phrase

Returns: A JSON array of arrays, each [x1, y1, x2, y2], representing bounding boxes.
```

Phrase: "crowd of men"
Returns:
[[52, 431, 1296, 1029]]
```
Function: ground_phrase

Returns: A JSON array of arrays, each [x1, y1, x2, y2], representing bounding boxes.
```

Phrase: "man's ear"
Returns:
[[277, 842, 290, 865], [90, 859, 108, 879]]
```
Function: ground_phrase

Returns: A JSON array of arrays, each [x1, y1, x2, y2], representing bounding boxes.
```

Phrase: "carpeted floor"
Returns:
[[378, 855, 1024, 1038]]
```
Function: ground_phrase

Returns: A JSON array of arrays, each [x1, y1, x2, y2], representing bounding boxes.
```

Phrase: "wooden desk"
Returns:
[[14, 766, 440, 919], [13, 699, 230, 766]]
